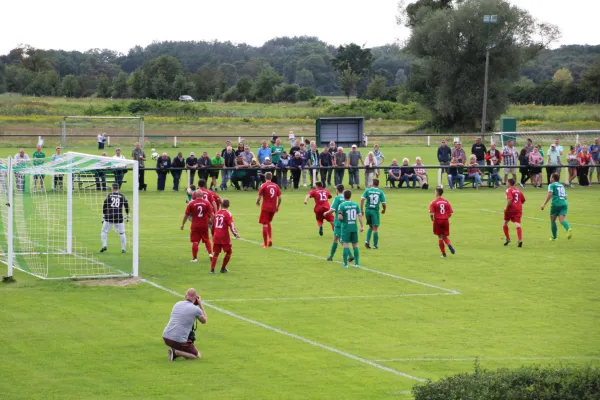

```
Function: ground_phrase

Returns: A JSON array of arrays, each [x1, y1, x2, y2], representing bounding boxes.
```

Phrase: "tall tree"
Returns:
[[332, 44, 373, 76], [552, 68, 574, 85], [366, 76, 388, 100], [111, 71, 129, 98], [96, 74, 112, 97], [235, 75, 253, 100], [172, 73, 194, 97], [60, 74, 81, 97], [339, 68, 361, 101], [397, 0, 454, 27], [252, 69, 283, 102], [582, 57, 600, 103], [127, 69, 147, 98]]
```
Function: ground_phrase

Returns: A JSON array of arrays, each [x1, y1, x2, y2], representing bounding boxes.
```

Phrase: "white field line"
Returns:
[[373, 356, 600, 362], [140, 278, 426, 382], [477, 208, 600, 228], [207, 292, 458, 303], [237, 237, 460, 295]]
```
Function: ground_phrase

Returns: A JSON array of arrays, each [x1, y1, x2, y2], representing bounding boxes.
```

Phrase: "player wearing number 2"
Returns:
[[338, 190, 364, 268], [101, 183, 130, 253], [304, 181, 334, 236], [541, 172, 572, 241], [503, 178, 526, 247], [210, 199, 239, 274], [181, 195, 214, 262], [360, 178, 386, 249], [257, 172, 282, 248], [429, 187, 455, 258]]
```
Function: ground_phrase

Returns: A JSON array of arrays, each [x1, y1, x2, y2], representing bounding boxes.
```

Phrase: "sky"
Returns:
[[0, 0, 598, 55]]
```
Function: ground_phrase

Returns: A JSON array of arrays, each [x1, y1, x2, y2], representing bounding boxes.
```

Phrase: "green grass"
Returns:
[[1, 146, 600, 399]]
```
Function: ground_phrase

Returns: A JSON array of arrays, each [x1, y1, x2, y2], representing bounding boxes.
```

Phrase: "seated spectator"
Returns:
[[247, 158, 261, 190], [387, 159, 401, 188], [413, 157, 428, 189], [487, 154, 501, 188], [231, 155, 249, 191], [466, 154, 483, 189], [363, 152, 377, 188], [276, 151, 291, 190], [241, 146, 254, 165], [260, 157, 276, 184], [448, 157, 465, 190], [399, 158, 417, 188]]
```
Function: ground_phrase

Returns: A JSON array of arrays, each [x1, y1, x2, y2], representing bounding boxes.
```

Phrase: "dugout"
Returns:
[[316, 117, 364, 148]]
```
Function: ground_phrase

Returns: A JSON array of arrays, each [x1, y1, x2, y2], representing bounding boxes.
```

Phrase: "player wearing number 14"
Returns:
[[429, 187, 455, 258]]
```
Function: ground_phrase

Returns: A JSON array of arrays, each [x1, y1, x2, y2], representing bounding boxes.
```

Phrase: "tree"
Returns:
[[218, 63, 238, 88], [111, 71, 129, 98], [296, 68, 315, 88], [394, 68, 407, 85], [400, 0, 560, 131], [297, 87, 316, 101], [60, 74, 81, 97], [235, 75, 253, 100], [192, 66, 219, 100], [127, 69, 147, 98], [172, 74, 194, 98], [151, 72, 170, 99], [552, 68, 574, 85], [339, 68, 361, 101], [96, 74, 111, 97], [332, 43, 373, 76], [252, 69, 283, 102], [366, 76, 388, 100], [582, 57, 600, 103], [275, 84, 299, 103], [397, 0, 453, 27]]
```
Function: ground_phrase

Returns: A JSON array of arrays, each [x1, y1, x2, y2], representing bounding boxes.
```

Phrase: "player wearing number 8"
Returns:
[[337, 190, 364, 268], [257, 172, 282, 248], [100, 183, 130, 253], [181, 195, 214, 263], [541, 173, 572, 241], [304, 181, 334, 236], [429, 187, 455, 258], [503, 179, 526, 247], [360, 178, 386, 249]]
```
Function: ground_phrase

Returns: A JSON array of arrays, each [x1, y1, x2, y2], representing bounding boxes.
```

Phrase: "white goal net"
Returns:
[[494, 130, 600, 148], [61, 116, 145, 149], [0, 152, 139, 280]]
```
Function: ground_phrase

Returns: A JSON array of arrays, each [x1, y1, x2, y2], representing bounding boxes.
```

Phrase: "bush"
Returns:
[[310, 96, 331, 107], [413, 364, 600, 400], [297, 87, 315, 101], [222, 87, 240, 102], [322, 100, 431, 120], [274, 84, 299, 103]]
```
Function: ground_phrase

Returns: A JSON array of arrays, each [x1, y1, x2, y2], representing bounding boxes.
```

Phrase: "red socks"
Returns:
[[262, 226, 269, 245], [443, 238, 451, 245], [267, 224, 272, 239], [222, 252, 232, 269], [438, 240, 446, 254], [210, 254, 218, 271], [503, 225, 510, 239], [192, 242, 199, 259], [203, 239, 212, 255], [516, 227, 522, 241]]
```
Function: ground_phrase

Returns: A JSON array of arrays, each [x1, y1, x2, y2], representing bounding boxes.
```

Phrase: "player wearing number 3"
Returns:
[[257, 172, 282, 248], [101, 183, 130, 253], [429, 187, 455, 258], [503, 178, 526, 247], [541, 172, 572, 241], [304, 181, 334, 236], [181, 195, 214, 263]]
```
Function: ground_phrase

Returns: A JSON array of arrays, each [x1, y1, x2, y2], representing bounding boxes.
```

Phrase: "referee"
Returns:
[[101, 183, 130, 253]]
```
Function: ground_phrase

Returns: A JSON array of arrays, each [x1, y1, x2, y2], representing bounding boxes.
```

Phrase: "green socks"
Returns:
[[561, 220, 570, 231], [353, 247, 360, 265], [551, 221, 558, 238], [343, 247, 349, 265], [366, 228, 372, 244], [330, 242, 338, 258], [373, 232, 379, 247]]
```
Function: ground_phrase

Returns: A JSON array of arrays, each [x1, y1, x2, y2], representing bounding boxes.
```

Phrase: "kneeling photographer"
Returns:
[[162, 288, 207, 361]]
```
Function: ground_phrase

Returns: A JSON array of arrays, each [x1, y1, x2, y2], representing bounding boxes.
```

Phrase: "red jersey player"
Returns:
[[504, 178, 526, 247], [210, 198, 239, 274], [256, 171, 282, 248], [196, 179, 218, 212], [429, 186, 455, 258], [304, 181, 334, 236], [181, 197, 214, 262]]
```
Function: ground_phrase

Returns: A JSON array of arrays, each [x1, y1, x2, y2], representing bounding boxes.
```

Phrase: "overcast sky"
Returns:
[[0, 0, 597, 55]]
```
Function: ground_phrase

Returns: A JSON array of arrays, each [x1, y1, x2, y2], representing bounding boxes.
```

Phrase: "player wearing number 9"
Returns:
[[256, 172, 282, 248], [100, 183, 130, 253]]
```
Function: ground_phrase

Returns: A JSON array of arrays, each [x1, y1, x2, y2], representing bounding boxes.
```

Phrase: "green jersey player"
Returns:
[[360, 178, 386, 249], [324, 184, 345, 261], [541, 172, 572, 240], [337, 190, 364, 268]]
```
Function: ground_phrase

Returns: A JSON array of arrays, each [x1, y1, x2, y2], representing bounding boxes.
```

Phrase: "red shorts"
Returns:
[[316, 210, 334, 224], [504, 212, 522, 223], [259, 210, 276, 225], [213, 243, 232, 254], [190, 228, 209, 243], [433, 220, 450, 236], [163, 337, 198, 356]]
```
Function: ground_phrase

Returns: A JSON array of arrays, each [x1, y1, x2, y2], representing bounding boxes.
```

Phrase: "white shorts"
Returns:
[[504, 167, 517, 175], [102, 221, 125, 234]]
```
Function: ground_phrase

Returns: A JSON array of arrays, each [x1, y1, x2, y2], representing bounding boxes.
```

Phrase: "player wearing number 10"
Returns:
[[304, 181, 334, 236], [429, 187, 455, 258], [541, 173, 572, 241], [338, 190, 364, 268], [101, 183, 130, 253], [360, 178, 386, 249], [257, 172, 282, 248]]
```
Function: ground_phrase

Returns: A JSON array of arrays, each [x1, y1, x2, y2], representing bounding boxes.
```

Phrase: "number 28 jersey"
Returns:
[[429, 197, 453, 220], [259, 182, 281, 212], [185, 199, 214, 229], [103, 193, 129, 223]]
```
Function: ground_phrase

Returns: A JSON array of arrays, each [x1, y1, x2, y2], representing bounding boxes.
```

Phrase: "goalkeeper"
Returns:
[[101, 183, 130, 253]]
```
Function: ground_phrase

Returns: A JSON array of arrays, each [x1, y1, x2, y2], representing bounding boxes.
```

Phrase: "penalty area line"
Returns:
[[373, 356, 600, 362], [477, 209, 600, 228], [237, 237, 460, 295], [140, 278, 426, 382], [206, 292, 458, 303]]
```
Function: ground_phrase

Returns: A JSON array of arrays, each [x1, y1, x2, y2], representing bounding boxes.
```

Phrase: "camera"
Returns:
[[187, 330, 196, 343]]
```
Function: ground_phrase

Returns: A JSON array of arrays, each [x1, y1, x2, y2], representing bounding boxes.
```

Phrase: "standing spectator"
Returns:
[[171, 152, 185, 191], [210, 152, 224, 191], [97, 133, 106, 150], [308, 140, 317, 153], [131, 142, 147, 191], [448, 157, 465, 190], [523, 138, 534, 156], [220, 140, 232, 157], [257, 140, 272, 164], [289, 151, 305, 190], [308, 145, 320, 187], [32, 144, 46, 191], [577, 145, 592, 187], [241, 145, 254, 165], [156, 152, 171, 191], [414, 157, 428, 189], [363, 152, 376, 188], [333, 147, 347, 186], [576, 141, 585, 154], [162, 288, 207, 361], [589, 137, 600, 183], [298, 142, 309, 187], [221, 146, 236, 191], [518, 148, 530, 188], [288, 131, 296, 148], [235, 142, 244, 157], [112, 148, 127, 189], [260, 157, 276, 184], [270, 132, 278, 145], [270, 138, 285, 186], [328, 141, 337, 156], [51, 147, 64, 190], [319, 145, 333, 187], [348, 144, 363, 189], [372, 144, 385, 177], [387, 159, 401, 188], [452, 141, 467, 164], [197, 151, 212, 182], [502, 140, 518, 186], [552, 138, 564, 181], [14, 148, 30, 191], [546, 143, 562, 184], [289, 140, 300, 158], [466, 155, 483, 189], [566, 146, 579, 187], [437, 139, 452, 184], [471, 138, 487, 166], [231, 155, 249, 190], [276, 151, 291, 189], [186, 152, 198, 187], [528, 146, 543, 188], [399, 158, 417, 188]]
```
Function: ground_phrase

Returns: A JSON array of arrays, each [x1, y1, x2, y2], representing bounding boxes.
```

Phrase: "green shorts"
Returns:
[[341, 231, 359, 244], [334, 225, 342, 238], [550, 204, 568, 217], [365, 209, 380, 227]]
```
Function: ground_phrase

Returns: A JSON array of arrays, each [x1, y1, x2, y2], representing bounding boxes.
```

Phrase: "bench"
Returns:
[[73, 171, 127, 191]]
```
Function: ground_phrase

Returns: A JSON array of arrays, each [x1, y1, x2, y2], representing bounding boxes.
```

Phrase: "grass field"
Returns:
[[1, 145, 600, 399]]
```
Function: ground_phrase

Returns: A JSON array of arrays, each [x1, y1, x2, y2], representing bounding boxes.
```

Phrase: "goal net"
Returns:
[[494, 130, 600, 149], [61, 116, 145, 149], [0, 152, 139, 280]]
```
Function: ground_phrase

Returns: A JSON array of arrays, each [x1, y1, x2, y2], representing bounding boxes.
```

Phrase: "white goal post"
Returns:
[[0, 152, 139, 280], [494, 130, 600, 148], [61, 116, 145, 149]]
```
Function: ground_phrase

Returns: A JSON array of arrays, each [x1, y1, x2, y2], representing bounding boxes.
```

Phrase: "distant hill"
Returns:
[[521, 45, 600, 83]]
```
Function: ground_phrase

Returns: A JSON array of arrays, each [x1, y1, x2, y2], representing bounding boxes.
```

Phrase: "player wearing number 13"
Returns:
[[257, 172, 282, 248], [429, 187, 455, 258], [503, 179, 526, 247], [541, 173, 572, 241], [338, 190, 364, 268], [100, 183, 130, 253], [360, 178, 386, 249], [181, 196, 214, 262]]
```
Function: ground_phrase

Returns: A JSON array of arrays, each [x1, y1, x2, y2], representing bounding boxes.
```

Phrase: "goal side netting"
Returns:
[[494, 130, 600, 148], [61, 116, 145, 149], [0, 152, 139, 280]]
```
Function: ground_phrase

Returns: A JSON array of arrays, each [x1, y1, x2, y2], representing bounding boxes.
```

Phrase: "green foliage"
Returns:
[[365, 76, 388, 100], [297, 86, 315, 101], [413, 364, 600, 400], [310, 96, 331, 107], [111, 71, 129, 98], [274, 84, 299, 103], [296, 68, 315, 88], [324, 99, 430, 120], [398, 0, 454, 27], [222, 86, 240, 102], [251, 69, 283, 102], [509, 81, 592, 105], [552, 68, 574, 85], [339, 68, 361, 100], [96, 74, 111, 98], [60, 74, 81, 97], [582, 57, 600, 103], [522, 45, 600, 83], [235, 75, 253, 100], [332, 43, 373, 76]]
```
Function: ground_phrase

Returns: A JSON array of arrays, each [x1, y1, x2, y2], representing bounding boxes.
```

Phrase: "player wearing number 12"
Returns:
[[429, 187, 455, 258], [360, 178, 386, 249], [503, 178, 526, 247], [338, 190, 364, 268], [181, 196, 214, 262], [100, 183, 130, 253], [304, 181, 334, 236], [541, 172, 572, 241], [210, 199, 239, 274], [256, 172, 282, 248]]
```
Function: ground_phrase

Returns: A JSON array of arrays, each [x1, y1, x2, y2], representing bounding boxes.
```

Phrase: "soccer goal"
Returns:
[[61, 116, 145, 149], [0, 152, 139, 280], [494, 130, 600, 148]]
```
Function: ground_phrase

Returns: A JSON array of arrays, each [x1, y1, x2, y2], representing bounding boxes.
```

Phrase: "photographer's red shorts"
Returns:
[[163, 337, 198, 356]]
